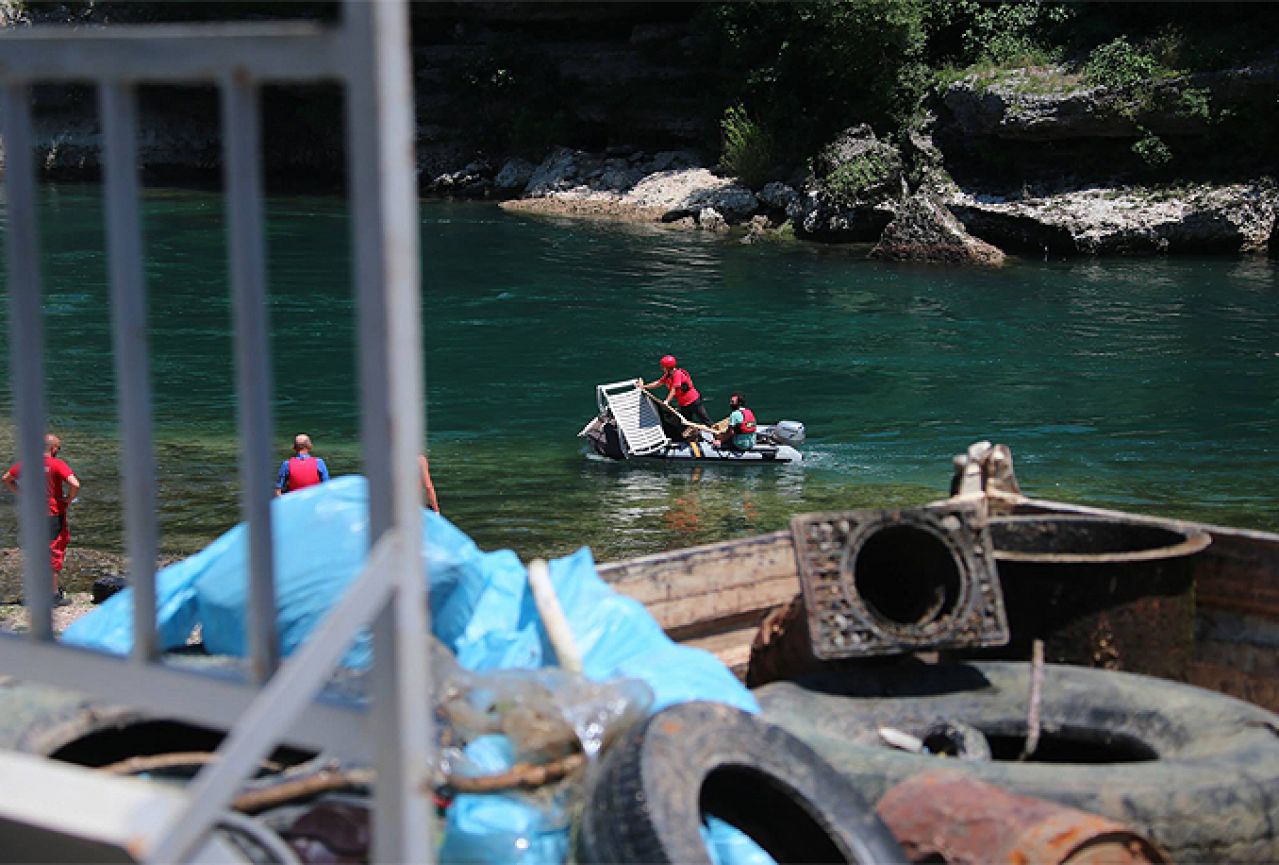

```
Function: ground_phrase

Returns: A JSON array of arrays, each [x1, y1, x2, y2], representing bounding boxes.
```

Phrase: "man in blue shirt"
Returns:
[[275, 433, 330, 495]]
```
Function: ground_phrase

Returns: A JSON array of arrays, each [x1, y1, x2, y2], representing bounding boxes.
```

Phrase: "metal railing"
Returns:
[[0, 2, 433, 861]]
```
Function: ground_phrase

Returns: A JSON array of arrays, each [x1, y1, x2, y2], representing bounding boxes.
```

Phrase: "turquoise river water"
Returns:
[[1, 184, 1277, 569]]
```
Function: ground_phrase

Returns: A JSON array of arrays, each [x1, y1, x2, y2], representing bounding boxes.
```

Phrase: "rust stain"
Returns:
[[1051, 827, 1083, 846]]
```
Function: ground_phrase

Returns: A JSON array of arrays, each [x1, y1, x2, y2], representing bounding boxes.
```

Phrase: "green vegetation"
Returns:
[[720, 105, 774, 187], [823, 149, 897, 205], [694, 0, 929, 163], [697, 1, 1279, 180], [1131, 130, 1173, 168], [1084, 37, 1165, 90]]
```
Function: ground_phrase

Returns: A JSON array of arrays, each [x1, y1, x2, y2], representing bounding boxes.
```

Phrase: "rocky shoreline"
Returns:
[[464, 136, 1276, 264], [0, 547, 135, 636]]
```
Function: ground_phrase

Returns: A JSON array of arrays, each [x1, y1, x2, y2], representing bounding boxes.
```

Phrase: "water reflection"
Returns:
[[574, 458, 810, 560]]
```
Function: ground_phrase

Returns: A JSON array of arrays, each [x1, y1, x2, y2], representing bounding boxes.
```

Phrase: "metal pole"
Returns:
[[0, 83, 52, 637], [343, 0, 433, 861], [99, 80, 159, 663], [221, 74, 279, 683]]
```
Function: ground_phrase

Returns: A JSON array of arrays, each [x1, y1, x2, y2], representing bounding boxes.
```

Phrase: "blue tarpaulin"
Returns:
[[63, 476, 766, 864]]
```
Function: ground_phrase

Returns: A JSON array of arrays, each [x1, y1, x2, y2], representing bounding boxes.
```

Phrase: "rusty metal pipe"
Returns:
[[876, 771, 1168, 865]]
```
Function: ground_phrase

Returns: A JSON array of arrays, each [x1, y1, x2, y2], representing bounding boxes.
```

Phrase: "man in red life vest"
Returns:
[[275, 433, 330, 496], [3, 433, 81, 605], [716, 392, 758, 452], [638, 354, 713, 426]]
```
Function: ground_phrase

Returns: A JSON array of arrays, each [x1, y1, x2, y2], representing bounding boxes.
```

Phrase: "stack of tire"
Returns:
[[754, 661, 1279, 864]]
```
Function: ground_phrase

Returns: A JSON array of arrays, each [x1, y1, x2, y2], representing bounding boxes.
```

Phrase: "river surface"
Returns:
[[1, 184, 1277, 573]]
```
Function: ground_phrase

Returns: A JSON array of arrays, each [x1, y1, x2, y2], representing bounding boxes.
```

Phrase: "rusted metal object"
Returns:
[[986, 515, 1210, 680], [877, 772, 1168, 865], [746, 594, 818, 687], [791, 505, 1009, 658]]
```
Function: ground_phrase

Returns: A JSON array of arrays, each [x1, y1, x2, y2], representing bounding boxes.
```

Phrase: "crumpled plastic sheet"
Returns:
[[62, 476, 770, 864]]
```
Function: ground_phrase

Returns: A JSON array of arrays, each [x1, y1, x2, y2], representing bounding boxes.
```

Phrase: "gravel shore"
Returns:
[[0, 547, 179, 636]]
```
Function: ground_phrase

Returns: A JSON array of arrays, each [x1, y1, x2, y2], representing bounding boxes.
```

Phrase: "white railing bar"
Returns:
[[1, 84, 53, 638], [0, 635, 369, 760], [99, 81, 160, 664], [0, 23, 346, 84], [145, 529, 401, 864], [344, 1, 433, 860], [221, 75, 279, 684]]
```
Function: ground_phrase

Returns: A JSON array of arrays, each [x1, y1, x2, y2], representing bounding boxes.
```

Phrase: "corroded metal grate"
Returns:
[[791, 506, 1009, 659]]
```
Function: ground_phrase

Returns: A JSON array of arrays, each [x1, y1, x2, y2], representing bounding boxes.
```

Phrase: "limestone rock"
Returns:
[[598, 158, 645, 192], [937, 65, 1272, 145], [494, 158, 536, 192], [741, 215, 772, 245], [796, 125, 904, 241], [697, 207, 726, 231], [430, 161, 493, 196], [758, 182, 799, 213], [871, 190, 1005, 265], [950, 182, 1276, 256], [628, 167, 757, 223], [650, 149, 700, 173], [525, 147, 587, 196]]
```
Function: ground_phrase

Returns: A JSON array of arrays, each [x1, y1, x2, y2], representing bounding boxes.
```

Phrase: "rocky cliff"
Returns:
[[3, 4, 1277, 260]]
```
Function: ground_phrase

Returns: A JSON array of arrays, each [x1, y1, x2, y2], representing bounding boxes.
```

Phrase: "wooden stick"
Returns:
[[232, 768, 375, 814], [445, 752, 587, 794], [232, 753, 589, 813], [1020, 639, 1045, 760], [98, 751, 283, 776], [646, 391, 719, 434]]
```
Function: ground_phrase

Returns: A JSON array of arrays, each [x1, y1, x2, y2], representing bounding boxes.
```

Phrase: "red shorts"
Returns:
[[48, 513, 69, 572]]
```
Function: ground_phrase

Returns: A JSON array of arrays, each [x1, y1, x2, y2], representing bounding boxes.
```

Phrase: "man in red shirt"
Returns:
[[638, 354, 713, 426], [3, 433, 81, 605]]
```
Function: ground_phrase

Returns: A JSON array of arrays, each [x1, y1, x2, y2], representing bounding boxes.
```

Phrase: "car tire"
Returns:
[[576, 701, 903, 864], [756, 661, 1279, 864]]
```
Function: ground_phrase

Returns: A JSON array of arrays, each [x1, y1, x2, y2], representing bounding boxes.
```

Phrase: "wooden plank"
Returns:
[[643, 574, 796, 634], [601, 530, 796, 606]]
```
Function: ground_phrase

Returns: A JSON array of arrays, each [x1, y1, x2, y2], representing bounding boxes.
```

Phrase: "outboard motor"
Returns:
[[765, 420, 805, 446]]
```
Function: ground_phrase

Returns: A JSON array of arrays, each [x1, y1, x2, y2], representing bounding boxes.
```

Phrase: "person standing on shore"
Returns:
[[638, 354, 713, 426], [275, 433, 330, 496], [418, 454, 441, 514], [2, 434, 80, 605]]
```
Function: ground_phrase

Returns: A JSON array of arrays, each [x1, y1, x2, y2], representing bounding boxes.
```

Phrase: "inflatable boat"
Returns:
[[579, 380, 804, 463]]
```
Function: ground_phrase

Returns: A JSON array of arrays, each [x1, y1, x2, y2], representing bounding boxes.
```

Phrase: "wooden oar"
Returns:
[[644, 389, 720, 434]]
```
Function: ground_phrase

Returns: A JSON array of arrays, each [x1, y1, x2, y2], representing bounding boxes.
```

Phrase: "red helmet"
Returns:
[[660, 354, 677, 369]]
